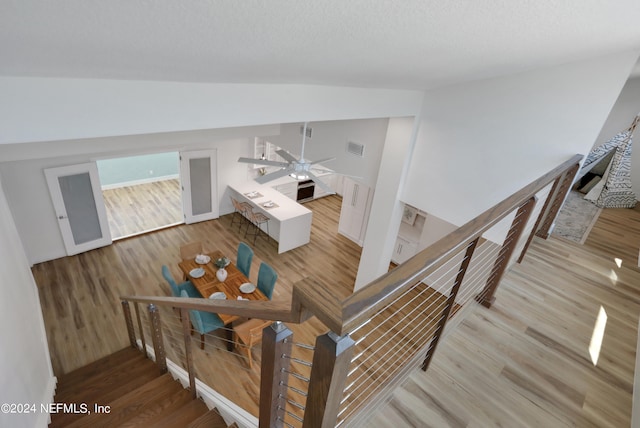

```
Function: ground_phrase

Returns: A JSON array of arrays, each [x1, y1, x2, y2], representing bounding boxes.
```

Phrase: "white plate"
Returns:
[[239, 282, 256, 293], [189, 268, 205, 278], [263, 202, 274, 208], [209, 291, 226, 300], [195, 255, 211, 264]]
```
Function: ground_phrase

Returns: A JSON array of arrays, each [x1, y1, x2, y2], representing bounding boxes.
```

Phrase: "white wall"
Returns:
[[264, 118, 391, 189], [592, 76, 640, 199], [403, 50, 639, 227], [0, 127, 269, 264], [0, 177, 55, 428], [0, 77, 423, 145]]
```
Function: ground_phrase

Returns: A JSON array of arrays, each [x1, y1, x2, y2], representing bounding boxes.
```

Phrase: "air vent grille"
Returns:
[[346, 141, 365, 157], [299, 126, 313, 138]]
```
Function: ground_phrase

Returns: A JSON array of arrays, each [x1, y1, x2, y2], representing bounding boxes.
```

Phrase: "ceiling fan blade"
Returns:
[[238, 157, 289, 167], [276, 149, 299, 163], [307, 171, 336, 195], [255, 168, 292, 184], [310, 157, 335, 165]]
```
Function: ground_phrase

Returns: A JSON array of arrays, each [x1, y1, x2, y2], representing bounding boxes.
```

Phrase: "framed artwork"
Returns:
[[402, 205, 418, 225]]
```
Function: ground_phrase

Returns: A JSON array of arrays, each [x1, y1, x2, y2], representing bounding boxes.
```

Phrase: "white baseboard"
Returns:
[[139, 342, 258, 428], [36, 376, 58, 427]]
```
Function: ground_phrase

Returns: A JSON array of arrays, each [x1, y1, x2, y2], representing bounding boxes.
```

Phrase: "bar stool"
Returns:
[[245, 209, 271, 245], [230, 197, 252, 232]]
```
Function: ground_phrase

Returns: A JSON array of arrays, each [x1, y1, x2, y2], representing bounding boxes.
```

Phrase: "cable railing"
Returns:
[[119, 153, 582, 428]]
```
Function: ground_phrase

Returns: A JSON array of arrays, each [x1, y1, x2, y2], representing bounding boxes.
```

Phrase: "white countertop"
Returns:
[[229, 181, 311, 221]]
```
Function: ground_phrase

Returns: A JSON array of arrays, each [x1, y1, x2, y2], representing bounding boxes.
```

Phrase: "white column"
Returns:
[[354, 116, 419, 290]]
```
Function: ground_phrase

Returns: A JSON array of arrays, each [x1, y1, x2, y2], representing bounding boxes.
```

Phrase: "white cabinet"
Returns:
[[338, 178, 373, 246], [273, 181, 297, 200], [393, 237, 418, 265], [314, 173, 337, 199], [391, 204, 425, 264], [391, 203, 457, 265]]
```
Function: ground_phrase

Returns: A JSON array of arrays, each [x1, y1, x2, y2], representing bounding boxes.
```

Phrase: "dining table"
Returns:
[[178, 250, 268, 350]]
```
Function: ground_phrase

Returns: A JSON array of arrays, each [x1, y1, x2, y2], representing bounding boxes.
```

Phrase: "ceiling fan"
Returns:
[[238, 122, 336, 194]]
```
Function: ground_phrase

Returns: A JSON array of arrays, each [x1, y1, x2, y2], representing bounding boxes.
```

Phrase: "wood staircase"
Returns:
[[49, 347, 232, 428]]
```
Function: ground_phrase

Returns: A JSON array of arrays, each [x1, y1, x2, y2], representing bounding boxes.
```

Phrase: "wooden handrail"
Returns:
[[293, 154, 583, 335], [120, 154, 584, 428], [123, 153, 583, 337], [119, 294, 300, 323]]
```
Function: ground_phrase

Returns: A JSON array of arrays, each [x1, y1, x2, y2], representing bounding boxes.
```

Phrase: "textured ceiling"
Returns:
[[1, 0, 640, 89]]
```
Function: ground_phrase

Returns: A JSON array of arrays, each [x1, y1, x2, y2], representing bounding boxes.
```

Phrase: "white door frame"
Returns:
[[180, 149, 219, 224], [44, 162, 112, 256]]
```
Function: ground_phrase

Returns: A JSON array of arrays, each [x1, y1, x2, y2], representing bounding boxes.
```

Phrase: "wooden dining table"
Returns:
[[178, 250, 268, 350]]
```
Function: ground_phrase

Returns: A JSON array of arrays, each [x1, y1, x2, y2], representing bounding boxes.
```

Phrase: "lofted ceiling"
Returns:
[[1, 1, 640, 90]]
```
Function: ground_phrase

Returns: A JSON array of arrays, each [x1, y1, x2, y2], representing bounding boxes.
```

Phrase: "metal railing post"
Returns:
[[180, 308, 197, 399], [133, 302, 146, 356], [148, 303, 167, 373], [121, 300, 136, 349]]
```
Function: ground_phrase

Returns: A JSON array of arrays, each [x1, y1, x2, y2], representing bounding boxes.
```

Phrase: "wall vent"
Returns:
[[346, 141, 365, 157], [299, 126, 313, 139]]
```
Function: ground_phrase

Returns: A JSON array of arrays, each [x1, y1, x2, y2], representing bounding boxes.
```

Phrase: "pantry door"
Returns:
[[180, 149, 219, 224]]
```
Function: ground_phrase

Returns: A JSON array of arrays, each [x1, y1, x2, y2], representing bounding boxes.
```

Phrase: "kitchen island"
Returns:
[[229, 182, 312, 253]]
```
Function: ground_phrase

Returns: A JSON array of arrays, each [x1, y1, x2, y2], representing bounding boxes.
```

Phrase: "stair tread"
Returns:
[[186, 408, 230, 428], [116, 384, 197, 427], [55, 352, 157, 404], [65, 373, 180, 428], [49, 364, 162, 428], [154, 398, 212, 428], [56, 347, 143, 387]]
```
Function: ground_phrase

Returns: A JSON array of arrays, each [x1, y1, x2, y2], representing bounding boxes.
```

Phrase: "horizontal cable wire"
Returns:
[[344, 297, 452, 391], [286, 399, 306, 411], [349, 252, 470, 337], [351, 275, 455, 349], [284, 384, 309, 397], [281, 355, 313, 367], [285, 410, 304, 423], [349, 257, 467, 351], [284, 340, 315, 351], [349, 281, 457, 368], [340, 321, 445, 418], [281, 369, 311, 383]]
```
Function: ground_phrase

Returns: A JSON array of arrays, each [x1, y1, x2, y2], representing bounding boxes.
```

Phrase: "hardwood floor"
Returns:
[[102, 179, 183, 240], [33, 185, 640, 426], [368, 205, 640, 427], [33, 193, 360, 418]]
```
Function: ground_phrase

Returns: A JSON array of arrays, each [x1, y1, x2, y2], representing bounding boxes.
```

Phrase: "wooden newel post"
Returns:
[[260, 321, 293, 428], [121, 300, 137, 349], [147, 304, 167, 374], [477, 197, 536, 308], [303, 332, 355, 428], [133, 302, 147, 357]]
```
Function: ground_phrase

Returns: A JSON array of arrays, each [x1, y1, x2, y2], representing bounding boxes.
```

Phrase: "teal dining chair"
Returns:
[[162, 265, 199, 298], [237, 242, 254, 278], [180, 290, 225, 349], [257, 262, 277, 300]]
